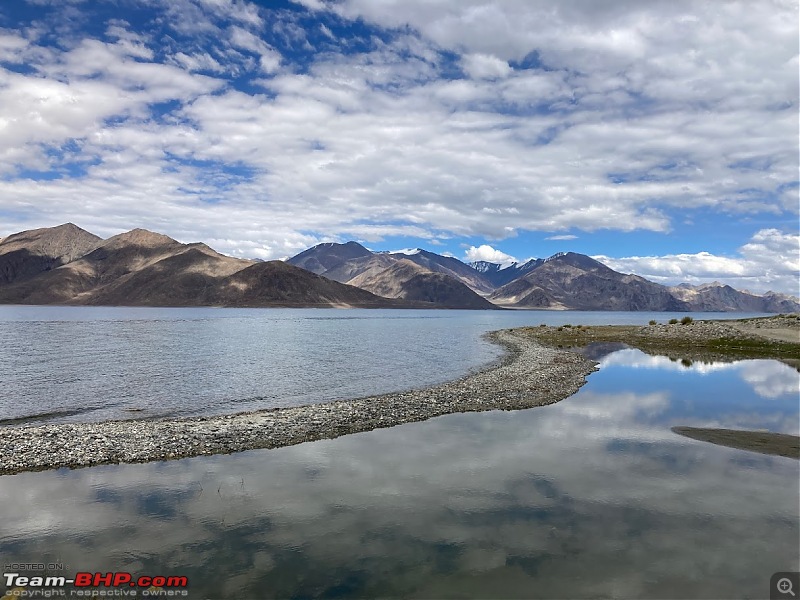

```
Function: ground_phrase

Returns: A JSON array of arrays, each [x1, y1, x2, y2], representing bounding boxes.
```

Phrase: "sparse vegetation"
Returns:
[[648, 320, 657, 326], [519, 316, 800, 361], [681, 316, 694, 325], [668, 318, 679, 324]]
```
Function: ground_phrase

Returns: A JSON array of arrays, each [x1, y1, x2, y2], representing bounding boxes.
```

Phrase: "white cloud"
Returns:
[[0, 0, 796, 284], [198, 0, 264, 28], [593, 229, 800, 295], [546, 234, 578, 241], [170, 51, 226, 73], [739, 361, 800, 399], [464, 244, 517, 266], [461, 53, 511, 79], [228, 25, 281, 73]]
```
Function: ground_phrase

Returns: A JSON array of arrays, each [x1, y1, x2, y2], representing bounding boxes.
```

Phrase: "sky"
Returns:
[[0, 0, 797, 295]]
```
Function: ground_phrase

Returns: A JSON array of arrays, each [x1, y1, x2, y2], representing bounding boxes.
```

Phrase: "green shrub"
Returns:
[[668, 318, 679, 324], [681, 316, 694, 325], [648, 319, 657, 326]]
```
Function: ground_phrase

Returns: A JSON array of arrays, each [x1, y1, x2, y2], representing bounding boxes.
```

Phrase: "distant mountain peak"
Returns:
[[543, 251, 606, 270], [104, 228, 178, 248], [286, 239, 372, 275], [470, 260, 502, 273]]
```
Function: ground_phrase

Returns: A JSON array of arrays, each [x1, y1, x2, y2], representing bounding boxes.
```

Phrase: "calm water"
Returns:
[[0, 306, 770, 424], [0, 346, 797, 599]]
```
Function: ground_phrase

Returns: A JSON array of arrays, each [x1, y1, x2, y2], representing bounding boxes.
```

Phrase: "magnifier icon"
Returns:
[[778, 578, 796, 597]]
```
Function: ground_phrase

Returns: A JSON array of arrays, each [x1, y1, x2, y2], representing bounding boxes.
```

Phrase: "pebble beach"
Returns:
[[0, 329, 598, 475]]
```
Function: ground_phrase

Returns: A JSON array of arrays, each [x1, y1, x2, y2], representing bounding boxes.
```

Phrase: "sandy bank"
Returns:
[[672, 426, 799, 460]]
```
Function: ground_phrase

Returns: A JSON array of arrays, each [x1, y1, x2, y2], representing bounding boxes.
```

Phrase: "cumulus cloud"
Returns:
[[460, 53, 511, 79], [594, 229, 800, 295], [464, 244, 517, 266], [739, 361, 800, 399]]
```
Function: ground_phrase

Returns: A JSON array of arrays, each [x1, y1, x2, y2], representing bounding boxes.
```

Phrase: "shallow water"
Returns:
[[0, 306, 769, 424], [1, 347, 797, 599]]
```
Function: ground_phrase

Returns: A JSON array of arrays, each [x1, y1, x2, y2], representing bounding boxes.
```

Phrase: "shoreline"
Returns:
[[3, 314, 796, 476], [0, 330, 599, 475]]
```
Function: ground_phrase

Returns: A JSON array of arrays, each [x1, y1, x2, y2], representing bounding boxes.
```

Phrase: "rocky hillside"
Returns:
[[471, 259, 544, 288], [669, 282, 800, 313], [0, 223, 102, 285], [288, 242, 497, 309], [389, 249, 495, 294], [209, 261, 408, 308], [351, 259, 496, 309], [290, 243, 799, 312], [0, 225, 408, 308], [489, 252, 689, 311], [288, 241, 372, 274]]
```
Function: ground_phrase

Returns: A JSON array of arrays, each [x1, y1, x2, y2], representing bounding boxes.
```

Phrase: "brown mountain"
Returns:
[[489, 252, 689, 311], [0, 228, 252, 305], [210, 260, 409, 307], [0, 225, 407, 308], [0, 223, 102, 285], [321, 254, 398, 284], [351, 259, 497, 309], [670, 282, 800, 313], [4, 224, 795, 311], [387, 250, 495, 294], [84, 242, 255, 306], [287, 241, 373, 274], [288, 243, 497, 308]]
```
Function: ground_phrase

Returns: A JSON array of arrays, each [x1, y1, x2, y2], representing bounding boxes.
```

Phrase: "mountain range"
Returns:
[[0, 223, 797, 312], [0, 224, 408, 308], [287, 242, 798, 312]]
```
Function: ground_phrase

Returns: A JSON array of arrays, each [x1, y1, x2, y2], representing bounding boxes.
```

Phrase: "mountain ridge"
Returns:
[[291, 243, 799, 312], [0, 225, 414, 308], [1, 224, 796, 312]]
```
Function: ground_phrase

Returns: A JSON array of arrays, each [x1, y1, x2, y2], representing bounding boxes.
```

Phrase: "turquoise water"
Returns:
[[0, 306, 770, 424], [0, 344, 797, 598]]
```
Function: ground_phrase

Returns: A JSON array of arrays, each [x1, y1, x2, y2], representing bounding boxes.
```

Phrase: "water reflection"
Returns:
[[1, 349, 797, 599]]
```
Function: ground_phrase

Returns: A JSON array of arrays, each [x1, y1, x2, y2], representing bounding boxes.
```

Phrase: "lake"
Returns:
[[0, 307, 797, 599], [0, 306, 773, 425]]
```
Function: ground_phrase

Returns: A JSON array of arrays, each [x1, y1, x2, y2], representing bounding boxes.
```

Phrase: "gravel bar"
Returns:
[[0, 329, 598, 475]]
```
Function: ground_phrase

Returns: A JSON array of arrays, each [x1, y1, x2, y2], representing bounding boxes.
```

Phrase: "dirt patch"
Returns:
[[672, 426, 799, 460]]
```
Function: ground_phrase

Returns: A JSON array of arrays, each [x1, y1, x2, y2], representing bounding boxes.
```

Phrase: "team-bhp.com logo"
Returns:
[[3, 572, 189, 597]]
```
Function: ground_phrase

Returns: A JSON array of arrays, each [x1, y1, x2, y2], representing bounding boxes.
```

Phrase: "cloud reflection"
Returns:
[[1, 356, 798, 598], [601, 348, 800, 401]]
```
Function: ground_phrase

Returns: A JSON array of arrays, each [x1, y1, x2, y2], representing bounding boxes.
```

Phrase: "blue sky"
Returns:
[[0, 0, 797, 294]]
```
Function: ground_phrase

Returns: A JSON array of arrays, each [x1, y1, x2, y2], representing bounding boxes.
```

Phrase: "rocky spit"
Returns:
[[0, 330, 598, 475]]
